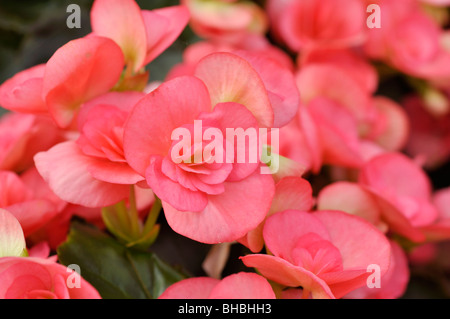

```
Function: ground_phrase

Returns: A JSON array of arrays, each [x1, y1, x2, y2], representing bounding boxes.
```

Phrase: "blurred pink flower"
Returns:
[[0, 257, 100, 299], [241, 210, 391, 299], [159, 272, 275, 299], [268, 0, 366, 52], [182, 0, 268, 45], [91, 0, 189, 72]]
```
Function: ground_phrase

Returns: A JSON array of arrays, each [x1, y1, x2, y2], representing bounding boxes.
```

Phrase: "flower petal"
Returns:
[[34, 141, 130, 208], [208, 272, 276, 299], [0, 209, 26, 257], [158, 277, 220, 299], [0, 64, 47, 113], [124, 76, 212, 175], [194, 52, 273, 127], [43, 36, 124, 128], [91, 0, 147, 72], [163, 171, 274, 244]]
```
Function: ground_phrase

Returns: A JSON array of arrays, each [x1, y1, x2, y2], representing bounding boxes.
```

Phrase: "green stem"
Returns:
[[128, 185, 141, 238], [143, 196, 162, 233]]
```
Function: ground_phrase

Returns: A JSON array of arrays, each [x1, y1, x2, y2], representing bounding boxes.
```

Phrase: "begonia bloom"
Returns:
[[241, 210, 391, 299], [159, 272, 276, 299]]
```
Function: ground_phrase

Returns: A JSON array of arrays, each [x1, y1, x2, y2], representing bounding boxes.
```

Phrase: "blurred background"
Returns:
[[0, 0, 450, 299]]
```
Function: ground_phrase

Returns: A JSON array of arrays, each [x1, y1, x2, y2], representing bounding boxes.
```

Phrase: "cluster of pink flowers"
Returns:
[[1, 0, 450, 299]]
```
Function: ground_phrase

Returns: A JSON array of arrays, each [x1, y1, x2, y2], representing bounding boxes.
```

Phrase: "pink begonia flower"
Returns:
[[166, 38, 295, 80], [34, 91, 146, 208], [0, 64, 47, 113], [282, 240, 409, 300], [271, 0, 366, 52], [0, 209, 27, 258], [181, 0, 267, 46], [0, 257, 101, 299], [298, 49, 409, 156], [0, 112, 65, 172], [403, 95, 450, 169], [370, 97, 410, 153], [295, 64, 375, 168], [43, 35, 125, 128], [238, 177, 314, 253], [0, 168, 66, 237], [294, 59, 410, 169], [278, 104, 322, 174], [0, 36, 124, 129], [124, 75, 275, 244], [318, 152, 440, 243], [167, 46, 299, 128], [364, 0, 450, 82], [91, 0, 189, 72], [359, 153, 439, 232], [1, 38, 123, 128], [159, 272, 275, 299], [241, 210, 391, 299], [298, 48, 379, 94], [419, 187, 450, 242], [344, 240, 409, 299]]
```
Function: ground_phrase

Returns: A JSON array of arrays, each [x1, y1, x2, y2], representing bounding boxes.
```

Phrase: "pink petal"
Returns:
[[163, 171, 274, 244], [314, 210, 391, 297], [34, 141, 130, 208], [7, 200, 58, 237], [78, 91, 145, 129], [0, 113, 36, 171], [158, 277, 219, 299], [372, 97, 410, 152], [124, 76, 212, 175], [279, 0, 365, 51], [263, 210, 331, 263], [300, 48, 378, 94], [146, 156, 208, 212], [43, 36, 124, 128], [309, 96, 364, 168], [142, 6, 190, 65], [194, 52, 273, 127], [0, 208, 26, 257], [198, 101, 260, 181], [232, 50, 300, 128], [317, 182, 384, 229], [238, 176, 313, 253], [434, 187, 450, 220], [0, 64, 47, 113], [360, 152, 432, 199], [369, 193, 427, 242], [345, 240, 409, 299], [208, 272, 276, 299], [270, 177, 313, 214], [91, 0, 147, 72], [87, 160, 144, 185], [240, 254, 335, 299], [296, 64, 372, 124]]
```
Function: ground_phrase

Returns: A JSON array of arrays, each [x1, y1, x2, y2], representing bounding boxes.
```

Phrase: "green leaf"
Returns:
[[57, 220, 187, 299]]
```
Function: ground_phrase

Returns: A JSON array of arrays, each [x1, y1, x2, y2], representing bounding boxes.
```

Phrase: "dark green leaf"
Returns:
[[57, 220, 187, 299]]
